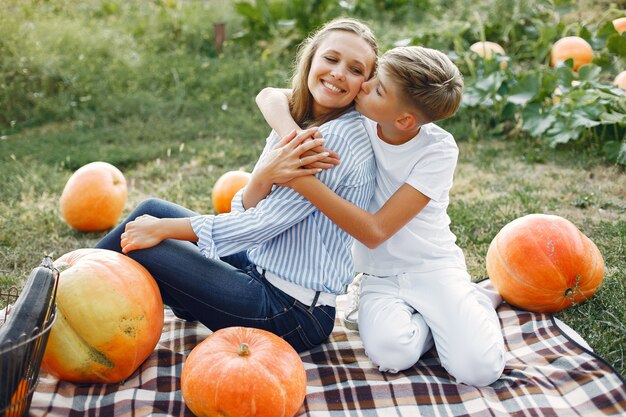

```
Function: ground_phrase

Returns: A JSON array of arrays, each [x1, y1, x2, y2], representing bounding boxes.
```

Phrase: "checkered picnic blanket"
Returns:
[[30, 282, 626, 417]]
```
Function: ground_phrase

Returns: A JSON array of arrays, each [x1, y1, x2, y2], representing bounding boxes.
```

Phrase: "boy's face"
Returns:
[[354, 67, 404, 125]]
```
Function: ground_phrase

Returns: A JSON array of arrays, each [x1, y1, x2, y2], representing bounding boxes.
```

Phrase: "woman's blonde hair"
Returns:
[[289, 18, 378, 128], [380, 46, 463, 123]]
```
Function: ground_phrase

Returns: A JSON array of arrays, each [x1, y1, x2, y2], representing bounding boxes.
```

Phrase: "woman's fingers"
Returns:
[[299, 152, 329, 167], [285, 128, 319, 149]]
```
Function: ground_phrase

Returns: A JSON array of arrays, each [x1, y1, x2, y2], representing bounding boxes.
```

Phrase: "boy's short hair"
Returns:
[[380, 46, 463, 123]]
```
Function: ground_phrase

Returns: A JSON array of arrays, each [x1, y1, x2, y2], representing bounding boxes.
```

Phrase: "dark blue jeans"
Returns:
[[96, 198, 336, 352]]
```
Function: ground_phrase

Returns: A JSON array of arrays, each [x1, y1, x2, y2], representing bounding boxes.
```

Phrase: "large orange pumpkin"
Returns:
[[60, 161, 127, 232], [550, 36, 593, 71], [486, 214, 604, 313], [211, 170, 251, 214], [613, 17, 626, 34], [41, 249, 164, 383], [181, 327, 307, 417]]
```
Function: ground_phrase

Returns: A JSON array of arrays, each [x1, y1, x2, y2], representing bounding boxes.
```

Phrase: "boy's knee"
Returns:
[[363, 324, 426, 373], [444, 342, 505, 386]]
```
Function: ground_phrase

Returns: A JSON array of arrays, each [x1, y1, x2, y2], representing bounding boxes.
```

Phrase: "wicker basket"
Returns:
[[0, 258, 58, 417]]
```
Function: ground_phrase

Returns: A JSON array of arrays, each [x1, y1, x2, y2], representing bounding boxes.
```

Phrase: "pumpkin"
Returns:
[[211, 170, 251, 214], [5, 379, 28, 417], [614, 71, 626, 90], [613, 17, 626, 34], [60, 161, 127, 232], [550, 36, 593, 71], [181, 326, 307, 417], [41, 249, 164, 383], [486, 214, 604, 313], [469, 41, 507, 69]]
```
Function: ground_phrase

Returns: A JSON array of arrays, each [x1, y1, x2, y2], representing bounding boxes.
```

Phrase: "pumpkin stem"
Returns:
[[238, 343, 251, 357]]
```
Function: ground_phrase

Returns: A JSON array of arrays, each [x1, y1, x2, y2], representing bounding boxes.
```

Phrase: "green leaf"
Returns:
[[577, 64, 602, 82], [600, 112, 626, 126], [507, 73, 540, 105], [597, 21, 618, 37], [555, 66, 575, 87], [546, 124, 580, 146], [603, 141, 626, 165], [522, 103, 556, 137], [607, 34, 626, 58], [474, 72, 504, 93], [570, 110, 601, 129]]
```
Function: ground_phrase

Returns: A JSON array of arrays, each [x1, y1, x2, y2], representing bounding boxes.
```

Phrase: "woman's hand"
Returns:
[[255, 128, 339, 186], [120, 214, 166, 254]]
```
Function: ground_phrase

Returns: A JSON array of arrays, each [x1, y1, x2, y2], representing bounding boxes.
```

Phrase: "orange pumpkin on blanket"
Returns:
[[41, 249, 164, 383], [486, 214, 604, 313], [181, 326, 306, 417]]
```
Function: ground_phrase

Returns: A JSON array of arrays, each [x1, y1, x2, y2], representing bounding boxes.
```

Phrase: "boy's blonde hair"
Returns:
[[380, 46, 463, 123], [289, 18, 378, 128]]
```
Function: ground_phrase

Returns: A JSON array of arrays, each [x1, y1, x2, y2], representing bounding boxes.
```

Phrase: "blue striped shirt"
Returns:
[[190, 110, 375, 295]]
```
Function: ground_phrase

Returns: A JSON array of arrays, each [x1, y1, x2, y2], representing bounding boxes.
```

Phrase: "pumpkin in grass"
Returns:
[[613, 17, 626, 34], [486, 214, 604, 313], [41, 249, 164, 383], [469, 41, 508, 69], [550, 36, 593, 71], [60, 161, 127, 232], [614, 71, 626, 90], [181, 326, 307, 417], [211, 170, 251, 214]]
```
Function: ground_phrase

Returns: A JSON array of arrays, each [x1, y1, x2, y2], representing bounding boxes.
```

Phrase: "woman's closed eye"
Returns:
[[351, 66, 364, 75]]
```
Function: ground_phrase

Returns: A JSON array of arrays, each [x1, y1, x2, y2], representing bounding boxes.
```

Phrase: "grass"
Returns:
[[0, 0, 624, 379]]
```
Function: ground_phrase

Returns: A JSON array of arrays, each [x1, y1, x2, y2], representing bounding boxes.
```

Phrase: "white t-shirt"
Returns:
[[352, 119, 467, 275]]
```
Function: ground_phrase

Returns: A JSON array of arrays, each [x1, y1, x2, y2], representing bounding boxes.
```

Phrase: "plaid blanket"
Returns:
[[30, 282, 626, 417]]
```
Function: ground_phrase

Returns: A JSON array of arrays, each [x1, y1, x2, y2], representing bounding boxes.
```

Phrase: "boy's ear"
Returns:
[[394, 112, 418, 131]]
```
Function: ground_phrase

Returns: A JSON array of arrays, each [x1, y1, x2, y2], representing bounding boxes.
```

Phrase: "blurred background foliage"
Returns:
[[0, 0, 624, 167]]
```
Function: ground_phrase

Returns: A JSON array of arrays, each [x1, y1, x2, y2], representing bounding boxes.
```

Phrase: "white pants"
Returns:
[[358, 268, 506, 386]]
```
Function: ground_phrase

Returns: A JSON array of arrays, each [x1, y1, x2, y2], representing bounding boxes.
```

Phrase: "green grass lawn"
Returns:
[[0, 0, 624, 379]]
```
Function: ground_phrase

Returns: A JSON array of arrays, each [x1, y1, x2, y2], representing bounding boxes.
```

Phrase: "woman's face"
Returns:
[[307, 31, 376, 118]]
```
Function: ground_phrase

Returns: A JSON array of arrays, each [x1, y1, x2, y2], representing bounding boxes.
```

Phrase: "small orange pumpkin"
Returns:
[[614, 71, 626, 90], [469, 41, 507, 69], [613, 17, 626, 34], [486, 214, 604, 313], [181, 326, 307, 417], [60, 161, 127, 232], [211, 170, 251, 214], [550, 36, 593, 71], [41, 249, 164, 383], [5, 379, 28, 417]]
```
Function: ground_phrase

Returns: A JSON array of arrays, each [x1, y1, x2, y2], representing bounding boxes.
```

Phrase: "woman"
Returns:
[[96, 18, 378, 352]]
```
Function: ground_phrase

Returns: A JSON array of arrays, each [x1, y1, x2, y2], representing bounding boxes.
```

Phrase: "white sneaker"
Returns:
[[343, 273, 363, 331]]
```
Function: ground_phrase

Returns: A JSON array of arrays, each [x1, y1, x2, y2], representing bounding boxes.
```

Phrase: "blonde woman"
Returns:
[[96, 18, 378, 352]]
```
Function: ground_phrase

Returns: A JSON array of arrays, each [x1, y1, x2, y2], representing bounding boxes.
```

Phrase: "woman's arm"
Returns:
[[288, 176, 430, 249]]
